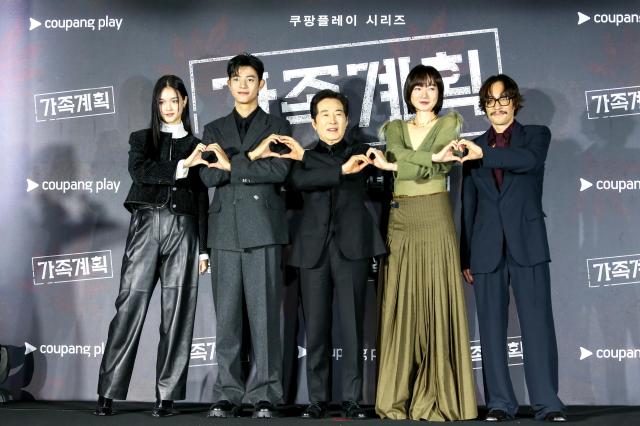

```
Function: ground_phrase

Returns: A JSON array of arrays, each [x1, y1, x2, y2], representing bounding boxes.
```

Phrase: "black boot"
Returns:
[[93, 395, 113, 416]]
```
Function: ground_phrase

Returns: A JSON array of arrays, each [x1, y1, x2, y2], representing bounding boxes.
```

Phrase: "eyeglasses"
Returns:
[[484, 96, 512, 107]]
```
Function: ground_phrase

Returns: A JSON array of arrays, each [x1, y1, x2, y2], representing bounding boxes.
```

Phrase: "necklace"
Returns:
[[410, 114, 438, 128]]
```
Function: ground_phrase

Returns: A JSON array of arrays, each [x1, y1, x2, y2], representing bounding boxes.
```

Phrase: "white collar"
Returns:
[[160, 122, 188, 139]]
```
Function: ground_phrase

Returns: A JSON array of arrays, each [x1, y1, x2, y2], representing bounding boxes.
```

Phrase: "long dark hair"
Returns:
[[151, 75, 192, 147]]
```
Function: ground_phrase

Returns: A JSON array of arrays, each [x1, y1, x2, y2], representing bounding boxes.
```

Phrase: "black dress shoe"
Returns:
[[252, 400, 277, 419], [485, 409, 511, 422], [151, 400, 177, 417], [301, 401, 327, 419], [342, 400, 367, 419], [544, 411, 567, 422], [93, 395, 113, 416], [207, 400, 241, 418]]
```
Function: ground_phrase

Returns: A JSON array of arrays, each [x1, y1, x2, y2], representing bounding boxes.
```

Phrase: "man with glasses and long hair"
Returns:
[[458, 75, 566, 422]]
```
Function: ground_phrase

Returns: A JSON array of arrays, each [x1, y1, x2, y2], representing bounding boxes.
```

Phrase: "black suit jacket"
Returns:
[[199, 108, 292, 250], [461, 121, 551, 273], [287, 139, 386, 268], [123, 129, 208, 254]]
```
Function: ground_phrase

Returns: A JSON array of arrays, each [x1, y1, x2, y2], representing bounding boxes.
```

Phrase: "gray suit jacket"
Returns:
[[199, 108, 292, 250]]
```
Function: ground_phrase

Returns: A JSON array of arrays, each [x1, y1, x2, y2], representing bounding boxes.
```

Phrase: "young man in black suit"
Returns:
[[459, 75, 566, 422], [199, 53, 291, 419], [278, 90, 386, 419]]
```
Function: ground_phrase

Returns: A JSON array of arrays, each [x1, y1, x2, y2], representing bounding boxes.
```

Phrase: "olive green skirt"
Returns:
[[376, 193, 477, 421]]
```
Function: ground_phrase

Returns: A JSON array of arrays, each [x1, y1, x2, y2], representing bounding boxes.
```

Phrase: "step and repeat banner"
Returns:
[[1, 0, 640, 406]]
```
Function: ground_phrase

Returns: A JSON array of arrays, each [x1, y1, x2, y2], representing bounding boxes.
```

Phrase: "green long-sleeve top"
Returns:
[[383, 111, 462, 196]]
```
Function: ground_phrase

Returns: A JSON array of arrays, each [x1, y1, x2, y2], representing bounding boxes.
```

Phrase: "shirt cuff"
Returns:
[[199, 253, 209, 261], [175, 160, 189, 180]]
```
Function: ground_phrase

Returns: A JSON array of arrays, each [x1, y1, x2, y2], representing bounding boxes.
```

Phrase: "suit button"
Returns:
[[254, 195, 260, 200], [172, 204, 177, 208], [172, 187, 177, 191]]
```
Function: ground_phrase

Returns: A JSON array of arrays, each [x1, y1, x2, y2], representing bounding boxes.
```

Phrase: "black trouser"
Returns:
[[210, 245, 283, 405], [299, 236, 369, 403], [473, 253, 565, 420], [97, 206, 199, 401]]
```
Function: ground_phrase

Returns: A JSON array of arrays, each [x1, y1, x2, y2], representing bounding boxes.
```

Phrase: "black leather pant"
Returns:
[[97, 206, 198, 401]]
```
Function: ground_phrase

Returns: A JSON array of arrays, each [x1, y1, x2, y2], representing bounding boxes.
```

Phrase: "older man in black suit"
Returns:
[[459, 75, 566, 422], [199, 53, 291, 419], [278, 89, 386, 419]]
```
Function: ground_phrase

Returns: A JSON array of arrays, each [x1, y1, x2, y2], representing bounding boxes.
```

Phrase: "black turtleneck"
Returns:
[[314, 139, 348, 159]]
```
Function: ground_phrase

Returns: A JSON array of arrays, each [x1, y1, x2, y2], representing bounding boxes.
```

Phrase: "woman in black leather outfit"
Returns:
[[94, 75, 209, 417]]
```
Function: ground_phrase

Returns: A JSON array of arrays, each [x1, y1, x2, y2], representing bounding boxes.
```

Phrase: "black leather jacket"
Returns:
[[123, 129, 208, 253]]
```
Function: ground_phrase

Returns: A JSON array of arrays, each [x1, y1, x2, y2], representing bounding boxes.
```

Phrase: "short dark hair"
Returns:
[[403, 65, 444, 114], [227, 52, 264, 80], [310, 89, 349, 120], [478, 74, 523, 115], [151, 75, 192, 148]]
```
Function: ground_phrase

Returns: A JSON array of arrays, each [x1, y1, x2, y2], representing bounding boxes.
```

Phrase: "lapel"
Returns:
[[472, 130, 499, 199], [499, 121, 524, 195], [243, 108, 270, 150], [221, 112, 242, 151]]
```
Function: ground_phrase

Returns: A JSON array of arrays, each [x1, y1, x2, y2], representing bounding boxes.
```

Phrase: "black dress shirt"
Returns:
[[233, 107, 259, 142]]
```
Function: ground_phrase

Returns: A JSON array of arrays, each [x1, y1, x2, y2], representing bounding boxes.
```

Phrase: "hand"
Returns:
[[276, 135, 305, 161], [432, 140, 463, 163], [457, 139, 483, 162], [183, 143, 208, 168], [199, 259, 209, 275], [249, 134, 283, 160], [366, 147, 397, 172], [205, 143, 231, 171], [341, 154, 371, 175], [462, 268, 474, 285]]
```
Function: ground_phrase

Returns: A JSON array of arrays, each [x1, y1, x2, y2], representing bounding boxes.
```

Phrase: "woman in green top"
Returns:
[[368, 65, 477, 421]]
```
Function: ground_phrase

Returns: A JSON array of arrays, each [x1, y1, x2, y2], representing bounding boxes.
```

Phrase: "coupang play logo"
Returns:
[[28, 15, 124, 32], [579, 178, 640, 193], [579, 346, 640, 362], [577, 11, 640, 26]]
